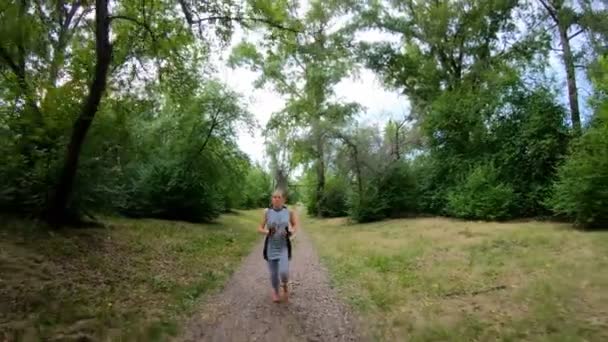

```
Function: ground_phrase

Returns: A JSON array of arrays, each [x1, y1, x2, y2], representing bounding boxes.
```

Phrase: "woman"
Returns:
[[258, 189, 299, 303]]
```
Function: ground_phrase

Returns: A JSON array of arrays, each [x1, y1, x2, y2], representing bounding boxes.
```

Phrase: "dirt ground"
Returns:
[[174, 228, 365, 342]]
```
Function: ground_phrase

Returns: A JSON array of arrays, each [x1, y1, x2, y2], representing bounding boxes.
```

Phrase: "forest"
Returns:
[[1, 0, 607, 227]]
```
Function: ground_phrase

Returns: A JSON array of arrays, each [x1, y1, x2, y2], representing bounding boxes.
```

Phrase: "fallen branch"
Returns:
[[443, 285, 507, 298]]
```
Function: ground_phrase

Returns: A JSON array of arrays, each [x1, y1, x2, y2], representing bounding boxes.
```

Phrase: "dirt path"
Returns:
[[175, 226, 364, 342]]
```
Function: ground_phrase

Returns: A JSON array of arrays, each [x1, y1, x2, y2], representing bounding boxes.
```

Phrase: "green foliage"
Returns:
[[548, 115, 608, 227], [321, 175, 350, 217], [125, 159, 226, 222], [488, 87, 570, 217], [446, 163, 516, 221], [117, 81, 253, 222], [348, 183, 388, 223], [304, 171, 349, 218], [409, 154, 451, 216], [2, 0, 607, 228], [347, 159, 420, 223], [354, 0, 572, 222], [377, 161, 419, 217], [230, 0, 358, 217], [549, 57, 608, 228], [241, 166, 273, 209]]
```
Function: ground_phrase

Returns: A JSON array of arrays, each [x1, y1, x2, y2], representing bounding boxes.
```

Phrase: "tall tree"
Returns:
[[538, 0, 582, 134], [230, 0, 360, 216], [360, 0, 545, 158], [265, 126, 295, 193], [536, 0, 608, 134], [48, 0, 113, 224], [0, 0, 297, 224]]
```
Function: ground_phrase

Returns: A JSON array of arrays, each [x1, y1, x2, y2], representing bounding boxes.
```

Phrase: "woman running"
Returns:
[[258, 189, 299, 303]]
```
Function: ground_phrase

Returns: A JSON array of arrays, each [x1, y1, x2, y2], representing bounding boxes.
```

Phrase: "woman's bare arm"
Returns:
[[289, 209, 299, 234], [258, 209, 269, 235]]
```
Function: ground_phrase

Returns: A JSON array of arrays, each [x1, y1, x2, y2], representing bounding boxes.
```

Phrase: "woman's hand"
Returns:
[[257, 209, 270, 235]]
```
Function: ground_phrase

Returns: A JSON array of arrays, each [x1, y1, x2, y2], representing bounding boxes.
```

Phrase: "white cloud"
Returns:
[[333, 69, 409, 127]]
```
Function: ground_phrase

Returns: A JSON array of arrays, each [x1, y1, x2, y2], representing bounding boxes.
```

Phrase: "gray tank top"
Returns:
[[265, 207, 290, 260]]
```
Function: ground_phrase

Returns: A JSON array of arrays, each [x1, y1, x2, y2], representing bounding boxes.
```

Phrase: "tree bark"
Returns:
[[315, 154, 325, 217], [394, 124, 400, 160], [48, 0, 112, 225], [558, 23, 582, 134], [538, 0, 582, 134], [315, 127, 326, 217]]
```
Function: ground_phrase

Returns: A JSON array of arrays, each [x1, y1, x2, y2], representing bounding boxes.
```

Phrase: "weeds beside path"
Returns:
[[307, 216, 608, 341], [0, 211, 259, 341]]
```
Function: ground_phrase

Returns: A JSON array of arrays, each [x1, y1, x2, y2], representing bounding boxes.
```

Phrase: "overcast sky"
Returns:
[[211, 7, 592, 166], [212, 26, 409, 166]]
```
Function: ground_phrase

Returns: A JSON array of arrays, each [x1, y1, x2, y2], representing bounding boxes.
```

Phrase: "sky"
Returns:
[[211, 6, 593, 166], [212, 26, 408, 166]]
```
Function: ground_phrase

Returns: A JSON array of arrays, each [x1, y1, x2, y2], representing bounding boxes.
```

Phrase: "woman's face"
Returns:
[[271, 192, 284, 207]]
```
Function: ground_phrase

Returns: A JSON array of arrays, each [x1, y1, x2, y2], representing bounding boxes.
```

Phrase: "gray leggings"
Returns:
[[267, 255, 289, 293]]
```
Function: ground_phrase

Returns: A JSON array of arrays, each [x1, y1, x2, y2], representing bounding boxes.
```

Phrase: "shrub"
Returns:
[[377, 161, 419, 217], [348, 183, 388, 223], [446, 163, 516, 220], [549, 109, 608, 228]]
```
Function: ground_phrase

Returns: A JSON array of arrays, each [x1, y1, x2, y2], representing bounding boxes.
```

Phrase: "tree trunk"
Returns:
[[47, 0, 112, 225], [315, 127, 326, 218], [315, 152, 325, 218], [352, 145, 363, 203], [558, 23, 582, 134], [394, 125, 400, 160], [275, 168, 289, 193]]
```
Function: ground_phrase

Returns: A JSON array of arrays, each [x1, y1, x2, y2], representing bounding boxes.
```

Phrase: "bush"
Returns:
[[241, 166, 273, 209], [378, 161, 419, 217], [348, 183, 388, 223], [304, 172, 349, 217], [488, 87, 569, 217], [124, 158, 225, 222], [320, 175, 350, 217], [549, 110, 608, 228], [446, 163, 516, 220], [412, 153, 460, 215]]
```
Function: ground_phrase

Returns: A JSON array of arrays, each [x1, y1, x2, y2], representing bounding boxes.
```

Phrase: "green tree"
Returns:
[[230, 0, 360, 217], [535, 0, 608, 134], [549, 55, 608, 228], [0, 0, 297, 224]]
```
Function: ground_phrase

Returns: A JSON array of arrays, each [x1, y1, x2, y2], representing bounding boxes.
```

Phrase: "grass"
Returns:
[[0, 210, 260, 341], [306, 216, 608, 341]]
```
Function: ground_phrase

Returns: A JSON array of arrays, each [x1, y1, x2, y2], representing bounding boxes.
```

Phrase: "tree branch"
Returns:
[[109, 15, 157, 41], [49, 0, 83, 85], [177, 0, 298, 33], [568, 28, 585, 40], [0, 46, 24, 80], [0, 45, 43, 119], [57, 0, 67, 25], [186, 103, 224, 170], [538, 0, 559, 23], [72, 7, 92, 29], [177, 0, 193, 24], [34, 0, 53, 27], [193, 16, 300, 33]]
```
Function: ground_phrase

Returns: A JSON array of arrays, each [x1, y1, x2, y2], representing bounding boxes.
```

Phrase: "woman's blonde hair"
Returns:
[[272, 188, 287, 198]]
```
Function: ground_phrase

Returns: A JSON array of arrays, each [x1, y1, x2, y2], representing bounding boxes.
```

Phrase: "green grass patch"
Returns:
[[0, 210, 260, 341], [307, 216, 608, 341]]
